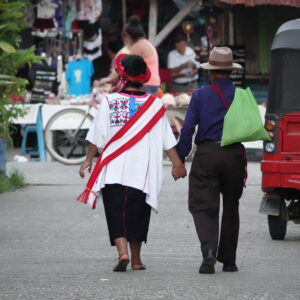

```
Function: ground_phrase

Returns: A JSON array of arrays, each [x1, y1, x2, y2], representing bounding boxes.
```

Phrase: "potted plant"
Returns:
[[0, 0, 42, 174]]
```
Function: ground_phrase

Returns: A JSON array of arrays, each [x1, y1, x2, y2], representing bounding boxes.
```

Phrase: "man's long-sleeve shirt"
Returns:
[[176, 78, 235, 160]]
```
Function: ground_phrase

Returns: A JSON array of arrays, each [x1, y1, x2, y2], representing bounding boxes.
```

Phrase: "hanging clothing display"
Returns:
[[77, 20, 103, 61], [27, 0, 106, 99], [76, 0, 103, 23], [83, 29, 102, 61], [37, 0, 57, 19], [54, 0, 63, 28], [66, 58, 94, 96], [62, 0, 77, 31], [34, 0, 58, 30]]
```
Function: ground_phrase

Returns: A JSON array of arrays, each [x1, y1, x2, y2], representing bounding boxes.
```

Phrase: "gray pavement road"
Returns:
[[1, 160, 300, 300]]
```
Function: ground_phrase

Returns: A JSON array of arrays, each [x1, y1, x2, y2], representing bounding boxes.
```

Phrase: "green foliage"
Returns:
[[0, 0, 42, 146], [0, 103, 27, 146], [0, 173, 10, 191], [8, 168, 26, 188], [0, 169, 26, 193]]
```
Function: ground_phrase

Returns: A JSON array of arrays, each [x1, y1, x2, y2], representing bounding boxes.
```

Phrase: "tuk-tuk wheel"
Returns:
[[268, 215, 287, 240]]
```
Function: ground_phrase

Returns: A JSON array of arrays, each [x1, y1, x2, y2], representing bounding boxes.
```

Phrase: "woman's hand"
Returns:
[[79, 160, 92, 178], [79, 143, 98, 178]]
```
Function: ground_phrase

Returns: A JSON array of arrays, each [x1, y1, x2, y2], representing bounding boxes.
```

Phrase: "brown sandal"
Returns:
[[132, 263, 146, 270]]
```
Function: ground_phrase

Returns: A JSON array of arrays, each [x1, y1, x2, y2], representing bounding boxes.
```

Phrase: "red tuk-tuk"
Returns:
[[260, 19, 300, 240]]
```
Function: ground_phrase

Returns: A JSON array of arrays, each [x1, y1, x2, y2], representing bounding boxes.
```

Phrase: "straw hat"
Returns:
[[200, 47, 242, 70]]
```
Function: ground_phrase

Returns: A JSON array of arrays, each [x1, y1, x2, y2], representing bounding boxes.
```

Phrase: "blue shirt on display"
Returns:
[[66, 58, 94, 96], [177, 78, 235, 159]]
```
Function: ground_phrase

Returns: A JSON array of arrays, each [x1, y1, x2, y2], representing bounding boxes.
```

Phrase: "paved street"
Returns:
[[1, 160, 300, 300]]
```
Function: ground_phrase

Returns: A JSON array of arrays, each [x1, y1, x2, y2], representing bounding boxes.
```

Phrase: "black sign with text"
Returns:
[[229, 46, 246, 88]]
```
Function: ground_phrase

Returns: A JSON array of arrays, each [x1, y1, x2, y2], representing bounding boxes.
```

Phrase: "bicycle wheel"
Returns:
[[44, 108, 93, 165]]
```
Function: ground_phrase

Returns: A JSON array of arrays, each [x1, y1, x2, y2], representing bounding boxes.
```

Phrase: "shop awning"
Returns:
[[219, 0, 300, 8]]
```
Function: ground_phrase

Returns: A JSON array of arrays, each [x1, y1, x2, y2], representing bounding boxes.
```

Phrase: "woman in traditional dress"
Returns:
[[78, 54, 186, 272]]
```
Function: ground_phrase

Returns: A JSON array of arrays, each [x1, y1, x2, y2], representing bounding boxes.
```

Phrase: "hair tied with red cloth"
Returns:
[[113, 54, 151, 84]]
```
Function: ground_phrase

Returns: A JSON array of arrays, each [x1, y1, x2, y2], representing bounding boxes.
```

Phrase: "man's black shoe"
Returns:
[[199, 249, 216, 274], [223, 264, 238, 272]]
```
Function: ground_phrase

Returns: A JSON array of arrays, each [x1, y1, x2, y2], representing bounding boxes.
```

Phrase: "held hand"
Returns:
[[179, 164, 187, 178], [172, 164, 187, 181], [79, 160, 92, 178]]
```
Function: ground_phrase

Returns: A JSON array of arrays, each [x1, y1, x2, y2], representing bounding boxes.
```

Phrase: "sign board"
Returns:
[[229, 46, 246, 88]]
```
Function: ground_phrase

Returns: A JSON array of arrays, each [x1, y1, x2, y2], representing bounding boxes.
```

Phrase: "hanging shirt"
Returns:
[[77, 0, 102, 23], [86, 91, 177, 211], [63, 0, 77, 31], [37, 0, 58, 19], [83, 29, 102, 61], [66, 58, 94, 96]]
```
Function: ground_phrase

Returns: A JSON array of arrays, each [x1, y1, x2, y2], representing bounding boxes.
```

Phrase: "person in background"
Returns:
[[96, 16, 160, 96], [167, 33, 200, 93], [78, 54, 186, 272], [93, 40, 128, 88], [123, 15, 160, 95], [176, 47, 244, 274]]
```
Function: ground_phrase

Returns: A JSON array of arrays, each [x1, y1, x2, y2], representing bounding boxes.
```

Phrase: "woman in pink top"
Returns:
[[124, 15, 161, 95]]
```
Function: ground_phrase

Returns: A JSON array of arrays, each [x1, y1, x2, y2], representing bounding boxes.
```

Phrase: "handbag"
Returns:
[[211, 85, 270, 147]]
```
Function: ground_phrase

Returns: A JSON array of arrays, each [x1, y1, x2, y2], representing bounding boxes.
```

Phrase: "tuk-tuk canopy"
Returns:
[[267, 19, 300, 115], [271, 18, 300, 50]]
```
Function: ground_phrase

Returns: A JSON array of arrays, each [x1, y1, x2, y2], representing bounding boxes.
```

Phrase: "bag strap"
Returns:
[[210, 84, 230, 110]]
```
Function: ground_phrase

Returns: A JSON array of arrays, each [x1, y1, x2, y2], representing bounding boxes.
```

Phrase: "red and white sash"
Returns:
[[76, 94, 166, 209]]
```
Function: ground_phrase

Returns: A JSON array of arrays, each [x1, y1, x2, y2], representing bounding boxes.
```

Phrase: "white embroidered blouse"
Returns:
[[86, 92, 177, 211]]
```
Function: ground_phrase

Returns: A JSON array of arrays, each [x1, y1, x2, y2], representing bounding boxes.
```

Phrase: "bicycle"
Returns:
[[44, 102, 96, 165]]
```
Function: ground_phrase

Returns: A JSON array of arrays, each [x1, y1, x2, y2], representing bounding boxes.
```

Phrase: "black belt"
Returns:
[[198, 140, 221, 144], [173, 80, 197, 86]]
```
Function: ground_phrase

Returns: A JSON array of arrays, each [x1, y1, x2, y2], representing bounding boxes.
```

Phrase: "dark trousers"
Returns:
[[188, 142, 245, 265], [102, 184, 151, 246]]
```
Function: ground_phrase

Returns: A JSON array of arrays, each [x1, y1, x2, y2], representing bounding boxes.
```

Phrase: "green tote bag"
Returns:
[[220, 87, 270, 147]]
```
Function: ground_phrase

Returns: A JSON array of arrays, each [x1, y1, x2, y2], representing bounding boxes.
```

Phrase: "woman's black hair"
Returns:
[[125, 15, 145, 41], [125, 81, 143, 88], [121, 54, 147, 77], [121, 54, 147, 88]]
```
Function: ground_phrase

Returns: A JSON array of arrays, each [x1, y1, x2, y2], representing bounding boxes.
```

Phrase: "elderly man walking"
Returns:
[[177, 47, 245, 274]]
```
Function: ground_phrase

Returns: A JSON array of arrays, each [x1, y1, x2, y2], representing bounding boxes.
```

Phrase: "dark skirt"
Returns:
[[102, 184, 151, 246]]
